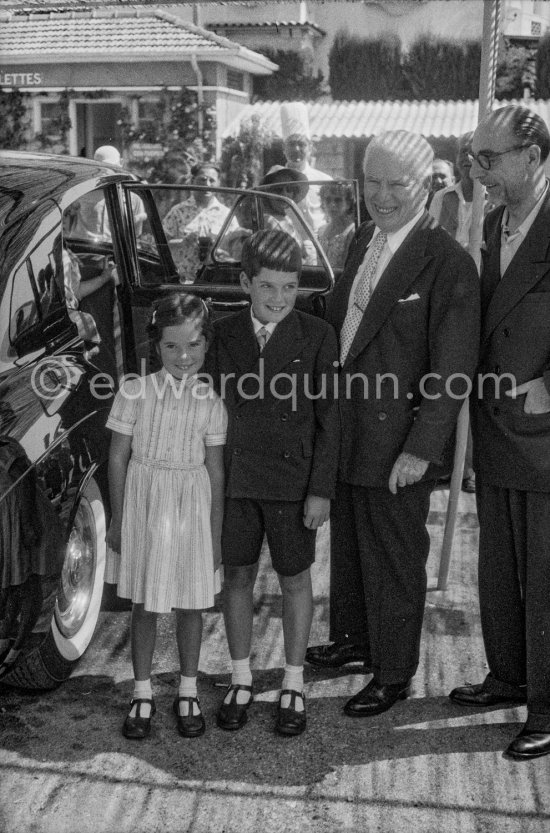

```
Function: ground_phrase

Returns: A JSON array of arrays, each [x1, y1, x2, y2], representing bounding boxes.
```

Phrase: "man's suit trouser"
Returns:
[[329, 480, 433, 684], [477, 479, 550, 731]]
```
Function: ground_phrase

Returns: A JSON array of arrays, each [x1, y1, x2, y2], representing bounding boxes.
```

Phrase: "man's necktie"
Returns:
[[256, 326, 269, 352], [339, 232, 387, 364]]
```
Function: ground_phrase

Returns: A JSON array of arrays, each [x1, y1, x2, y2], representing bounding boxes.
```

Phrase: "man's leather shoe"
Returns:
[[344, 679, 410, 717], [449, 682, 527, 707], [275, 690, 306, 736], [305, 641, 370, 669], [505, 728, 550, 760], [216, 683, 253, 731]]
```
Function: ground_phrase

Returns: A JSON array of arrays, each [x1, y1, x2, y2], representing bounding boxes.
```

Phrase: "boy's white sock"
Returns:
[[281, 664, 304, 711], [226, 657, 253, 704], [130, 678, 153, 717], [178, 675, 199, 716]]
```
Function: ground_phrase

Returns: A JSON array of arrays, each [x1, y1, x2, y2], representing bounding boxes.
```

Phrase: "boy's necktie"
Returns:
[[256, 326, 269, 352], [340, 232, 387, 364]]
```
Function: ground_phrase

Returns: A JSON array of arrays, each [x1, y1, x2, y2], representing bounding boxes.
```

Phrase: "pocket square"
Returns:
[[398, 293, 420, 303], [291, 358, 302, 363]]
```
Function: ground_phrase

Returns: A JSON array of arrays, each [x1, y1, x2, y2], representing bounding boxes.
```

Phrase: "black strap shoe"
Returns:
[[216, 683, 253, 731], [449, 682, 526, 707], [305, 641, 370, 669], [344, 679, 409, 717], [173, 696, 206, 738], [122, 698, 156, 739], [275, 689, 306, 736]]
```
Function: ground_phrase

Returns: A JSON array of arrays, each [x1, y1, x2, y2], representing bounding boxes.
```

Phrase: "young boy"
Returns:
[[206, 229, 339, 736]]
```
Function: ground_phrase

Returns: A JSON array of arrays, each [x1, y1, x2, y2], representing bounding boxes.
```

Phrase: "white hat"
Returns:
[[280, 102, 310, 141], [94, 145, 121, 167]]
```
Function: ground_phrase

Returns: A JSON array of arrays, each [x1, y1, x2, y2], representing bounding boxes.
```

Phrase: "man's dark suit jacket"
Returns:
[[206, 307, 340, 502], [472, 187, 550, 492], [326, 212, 480, 487]]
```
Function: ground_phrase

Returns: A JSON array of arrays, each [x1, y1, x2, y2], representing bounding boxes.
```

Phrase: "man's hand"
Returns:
[[304, 495, 330, 529], [388, 452, 430, 494], [505, 376, 550, 414]]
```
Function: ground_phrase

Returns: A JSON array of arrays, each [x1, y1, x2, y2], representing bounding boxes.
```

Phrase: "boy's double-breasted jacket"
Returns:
[[325, 212, 481, 487], [206, 307, 340, 502]]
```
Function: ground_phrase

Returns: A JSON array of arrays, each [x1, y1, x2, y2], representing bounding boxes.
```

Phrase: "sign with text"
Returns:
[[0, 71, 43, 86]]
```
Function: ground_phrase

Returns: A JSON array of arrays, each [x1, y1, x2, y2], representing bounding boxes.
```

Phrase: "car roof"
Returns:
[[0, 151, 135, 282]]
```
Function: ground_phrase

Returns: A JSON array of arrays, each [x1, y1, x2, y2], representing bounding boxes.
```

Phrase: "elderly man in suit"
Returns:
[[449, 105, 550, 761], [306, 130, 480, 717]]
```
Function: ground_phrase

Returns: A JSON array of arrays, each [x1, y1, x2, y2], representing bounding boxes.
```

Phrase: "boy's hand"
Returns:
[[304, 495, 330, 529]]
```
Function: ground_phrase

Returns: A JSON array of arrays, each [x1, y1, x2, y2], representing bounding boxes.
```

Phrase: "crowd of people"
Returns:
[[92, 102, 550, 763]]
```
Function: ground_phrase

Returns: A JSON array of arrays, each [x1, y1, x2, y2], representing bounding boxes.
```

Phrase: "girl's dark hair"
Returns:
[[147, 293, 212, 354]]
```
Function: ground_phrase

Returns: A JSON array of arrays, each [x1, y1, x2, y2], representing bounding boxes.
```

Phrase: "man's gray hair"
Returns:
[[364, 131, 434, 182]]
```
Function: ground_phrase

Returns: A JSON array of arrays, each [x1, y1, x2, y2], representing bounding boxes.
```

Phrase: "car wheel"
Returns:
[[2, 477, 106, 690]]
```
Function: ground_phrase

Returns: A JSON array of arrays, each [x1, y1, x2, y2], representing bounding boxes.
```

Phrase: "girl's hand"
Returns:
[[212, 540, 222, 571], [106, 519, 122, 553]]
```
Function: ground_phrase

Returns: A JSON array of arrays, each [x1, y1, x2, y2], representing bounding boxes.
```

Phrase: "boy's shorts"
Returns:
[[222, 498, 316, 577]]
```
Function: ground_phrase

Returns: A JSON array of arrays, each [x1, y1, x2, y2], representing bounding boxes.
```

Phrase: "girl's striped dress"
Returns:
[[106, 368, 227, 612]]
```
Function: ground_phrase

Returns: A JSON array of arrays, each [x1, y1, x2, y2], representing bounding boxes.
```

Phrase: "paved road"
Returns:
[[1, 488, 549, 833]]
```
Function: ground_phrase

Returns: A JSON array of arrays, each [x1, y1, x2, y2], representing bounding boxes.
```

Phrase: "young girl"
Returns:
[[105, 294, 226, 740]]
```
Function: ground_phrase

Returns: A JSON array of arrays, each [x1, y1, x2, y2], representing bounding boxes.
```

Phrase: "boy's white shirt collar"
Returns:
[[250, 308, 277, 335], [369, 206, 426, 254]]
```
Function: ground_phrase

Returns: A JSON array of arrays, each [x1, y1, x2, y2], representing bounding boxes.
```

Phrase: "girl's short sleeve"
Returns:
[[204, 393, 228, 447], [105, 377, 142, 436]]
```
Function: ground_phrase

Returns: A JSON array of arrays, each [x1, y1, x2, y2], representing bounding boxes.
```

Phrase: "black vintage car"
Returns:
[[0, 150, 355, 689]]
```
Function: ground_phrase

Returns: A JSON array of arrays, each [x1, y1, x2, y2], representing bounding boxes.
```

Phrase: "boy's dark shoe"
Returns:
[[122, 698, 156, 739], [305, 641, 370, 669], [449, 682, 527, 707], [173, 696, 206, 738], [461, 475, 476, 493], [216, 683, 253, 731], [344, 679, 410, 717], [275, 690, 306, 736], [505, 728, 550, 760]]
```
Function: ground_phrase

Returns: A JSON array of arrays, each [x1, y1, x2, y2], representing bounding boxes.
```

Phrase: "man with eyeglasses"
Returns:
[[449, 105, 550, 761]]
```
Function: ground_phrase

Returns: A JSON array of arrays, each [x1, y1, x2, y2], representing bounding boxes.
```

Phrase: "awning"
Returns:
[[224, 97, 550, 140]]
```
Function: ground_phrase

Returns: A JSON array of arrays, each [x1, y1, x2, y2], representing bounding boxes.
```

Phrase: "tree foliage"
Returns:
[[252, 49, 325, 101], [402, 35, 481, 100], [329, 31, 482, 101], [0, 88, 29, 148], [329, 31, 404, 100], [535, 33, 550, 99], [495, 45, 531, 100], [220, 113, 276, 188], [118, 87, 216, 183]]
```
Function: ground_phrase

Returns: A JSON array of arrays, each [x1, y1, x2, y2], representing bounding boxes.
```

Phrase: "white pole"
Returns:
[[437, 0, 501, 591]]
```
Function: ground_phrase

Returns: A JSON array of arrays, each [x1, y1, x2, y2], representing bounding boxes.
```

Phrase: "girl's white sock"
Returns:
[[281, 664, 304, 711]]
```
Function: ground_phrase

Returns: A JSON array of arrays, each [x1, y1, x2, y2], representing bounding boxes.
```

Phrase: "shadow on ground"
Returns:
[[0, 666, 524, 787]]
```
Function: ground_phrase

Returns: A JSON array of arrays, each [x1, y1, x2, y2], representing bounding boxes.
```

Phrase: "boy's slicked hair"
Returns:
[[241, 229, 302, 281]]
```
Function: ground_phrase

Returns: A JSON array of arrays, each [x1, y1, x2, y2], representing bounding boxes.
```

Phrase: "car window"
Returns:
[[123, 184, 335, 294], [3, 207, 67, 366]]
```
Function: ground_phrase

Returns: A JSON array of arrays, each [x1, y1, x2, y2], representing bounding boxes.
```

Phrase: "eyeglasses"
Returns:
[[468, 145, 529, 171]]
